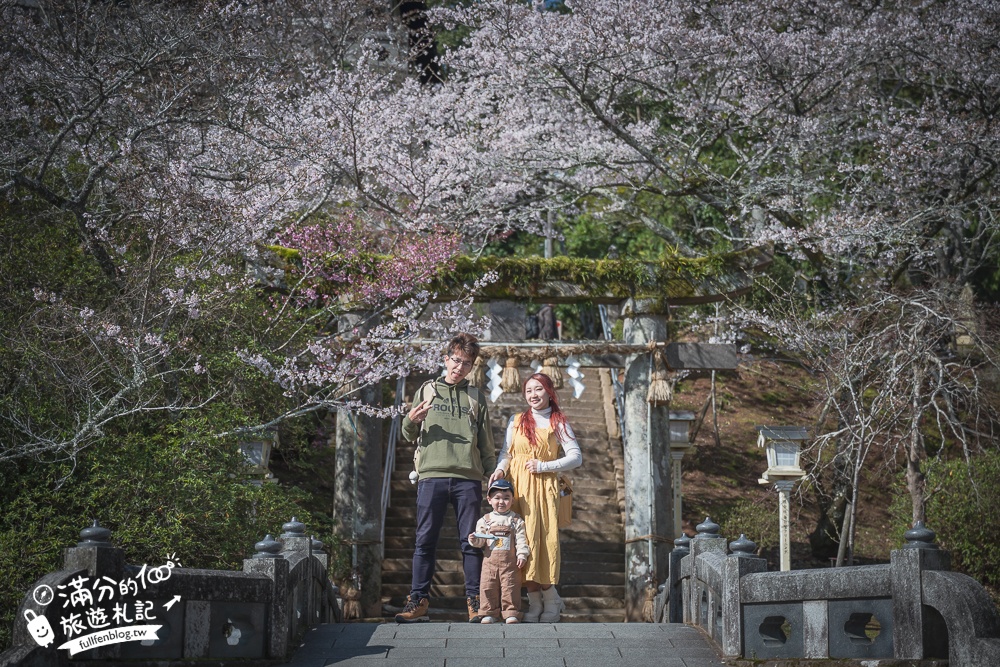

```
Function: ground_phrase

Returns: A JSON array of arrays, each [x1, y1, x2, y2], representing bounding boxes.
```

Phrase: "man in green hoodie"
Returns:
[[395, 332, 496, 623]]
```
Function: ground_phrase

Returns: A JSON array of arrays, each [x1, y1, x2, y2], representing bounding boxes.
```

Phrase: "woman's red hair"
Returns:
[[517, 373, 568, 448]]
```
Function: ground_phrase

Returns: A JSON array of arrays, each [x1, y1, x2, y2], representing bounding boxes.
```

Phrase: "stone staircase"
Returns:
[[381, 368, 626, 622]]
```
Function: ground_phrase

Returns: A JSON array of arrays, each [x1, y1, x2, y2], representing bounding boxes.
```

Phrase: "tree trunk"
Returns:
[[809, 390, 855, 559], [834, 500, 852, 567]]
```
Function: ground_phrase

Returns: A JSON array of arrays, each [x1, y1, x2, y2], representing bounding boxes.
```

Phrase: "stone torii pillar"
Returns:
[[619, 299, 740, 620], [621, 298, 674, 621], [332, 311, 384, 618]]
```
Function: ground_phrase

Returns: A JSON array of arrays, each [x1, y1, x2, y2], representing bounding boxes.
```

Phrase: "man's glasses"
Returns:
[[448, 355, 474, 370]]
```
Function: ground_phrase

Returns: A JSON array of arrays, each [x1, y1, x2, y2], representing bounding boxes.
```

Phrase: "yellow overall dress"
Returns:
[[506, 413, 562, 585]]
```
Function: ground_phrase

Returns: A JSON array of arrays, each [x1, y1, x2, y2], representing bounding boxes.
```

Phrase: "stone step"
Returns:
[[383, 592, 624, 611], [382, 549, 624, 567], [382, 562, 624, 580], [560, 528, 625, 543], [383, 494, 622, 517], [392, 443, 613, 464], [382, 479, 617, 496], [381, 507, 622, 524], [384, 525, 623, 546], [381, 575, 628, 594], [385, 529, 625, 560], [569, 478, 618, 490], [383, 519, 623, 538], [382, 552, 624, 572], [559, 608, 627, 623], [380, 600, 626, 624], [382, 569, 625, 590], [565, 497, 623, 511], [383, 535, 624, 551], [387, 467, 620, 482], [388, 480, 619, 497]]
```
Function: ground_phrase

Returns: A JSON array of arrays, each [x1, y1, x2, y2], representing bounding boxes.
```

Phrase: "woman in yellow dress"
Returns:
[[489, 373, 582, 622]]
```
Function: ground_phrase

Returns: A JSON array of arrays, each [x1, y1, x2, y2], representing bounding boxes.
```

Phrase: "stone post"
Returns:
[[244, 534, 289, 659], [688, 517, 727, 628], [891, 522, 951, 659], [62, 520, 125, 580], [667, 534, 690, 623], [332, 311, 384, 618], [722, 535, 767, 657], [775, 480, 794, 571], [310, 535, 329, 625], [280, 517, 310, 638], [621, 298, 674, 620]]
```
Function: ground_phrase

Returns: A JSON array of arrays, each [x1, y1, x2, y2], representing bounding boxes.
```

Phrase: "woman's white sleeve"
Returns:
[[538, 421, 582, 473], [495, 415, 516, 474]]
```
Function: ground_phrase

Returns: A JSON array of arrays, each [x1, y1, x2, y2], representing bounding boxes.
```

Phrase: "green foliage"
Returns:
[[971, 258, 1000, 302], [561, 213, 667, 261], [719, 498, 779, 555], [0, 415, 309, 650], [889, 450, 1000, 589], [479, 229, 545, 258], [747, 254, 801, 311], [0, 204, 111, 311]]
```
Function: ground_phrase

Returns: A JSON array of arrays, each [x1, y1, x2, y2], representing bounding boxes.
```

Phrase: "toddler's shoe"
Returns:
[[505, 617, 520, 624], [480, 616, 497, 624]]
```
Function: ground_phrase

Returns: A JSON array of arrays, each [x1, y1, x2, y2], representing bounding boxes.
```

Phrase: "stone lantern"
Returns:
[[756, 426, 808, 571], [239, 429, 278, 484], [669, 411, 697, 538]]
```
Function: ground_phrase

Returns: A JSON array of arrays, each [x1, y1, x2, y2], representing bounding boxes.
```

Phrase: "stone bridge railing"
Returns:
[[1, 518, 340, 667], [659, 518, 1000, 666]]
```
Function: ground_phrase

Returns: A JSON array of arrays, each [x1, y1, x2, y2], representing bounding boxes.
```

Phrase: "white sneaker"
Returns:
[[505, 616, 520, 624], [480, 616, 497, 624]]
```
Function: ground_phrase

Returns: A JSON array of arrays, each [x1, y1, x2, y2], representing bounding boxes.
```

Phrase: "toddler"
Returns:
[[468, 479, 529, 624]]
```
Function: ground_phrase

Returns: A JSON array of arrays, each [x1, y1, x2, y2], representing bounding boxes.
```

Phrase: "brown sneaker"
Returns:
[[395, 595, 429, 623], [467, 595, 481, 622]]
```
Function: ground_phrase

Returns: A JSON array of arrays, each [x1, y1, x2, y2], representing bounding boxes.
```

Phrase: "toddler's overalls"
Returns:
[[478, 522, 522, 621]]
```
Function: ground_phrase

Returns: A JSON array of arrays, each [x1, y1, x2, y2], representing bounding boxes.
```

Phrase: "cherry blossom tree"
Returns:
[[411, 0, 1000, 281], [4, 0, 998, 477], [0, 0, 488, 463], [351, 0, 1000, 538]]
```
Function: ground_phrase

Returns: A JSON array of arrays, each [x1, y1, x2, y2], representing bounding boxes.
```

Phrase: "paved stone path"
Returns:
[[283, 622, 727, 667]]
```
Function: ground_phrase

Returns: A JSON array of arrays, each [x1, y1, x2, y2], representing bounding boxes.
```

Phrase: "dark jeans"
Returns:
[[410, 477, 483, 600]]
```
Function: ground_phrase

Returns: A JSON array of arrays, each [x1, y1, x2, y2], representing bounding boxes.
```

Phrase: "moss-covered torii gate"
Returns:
[[331, 248, 769, 620]]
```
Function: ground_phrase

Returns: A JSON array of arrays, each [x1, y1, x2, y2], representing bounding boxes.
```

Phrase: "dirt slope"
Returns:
[[673, 359, 899, 569]]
